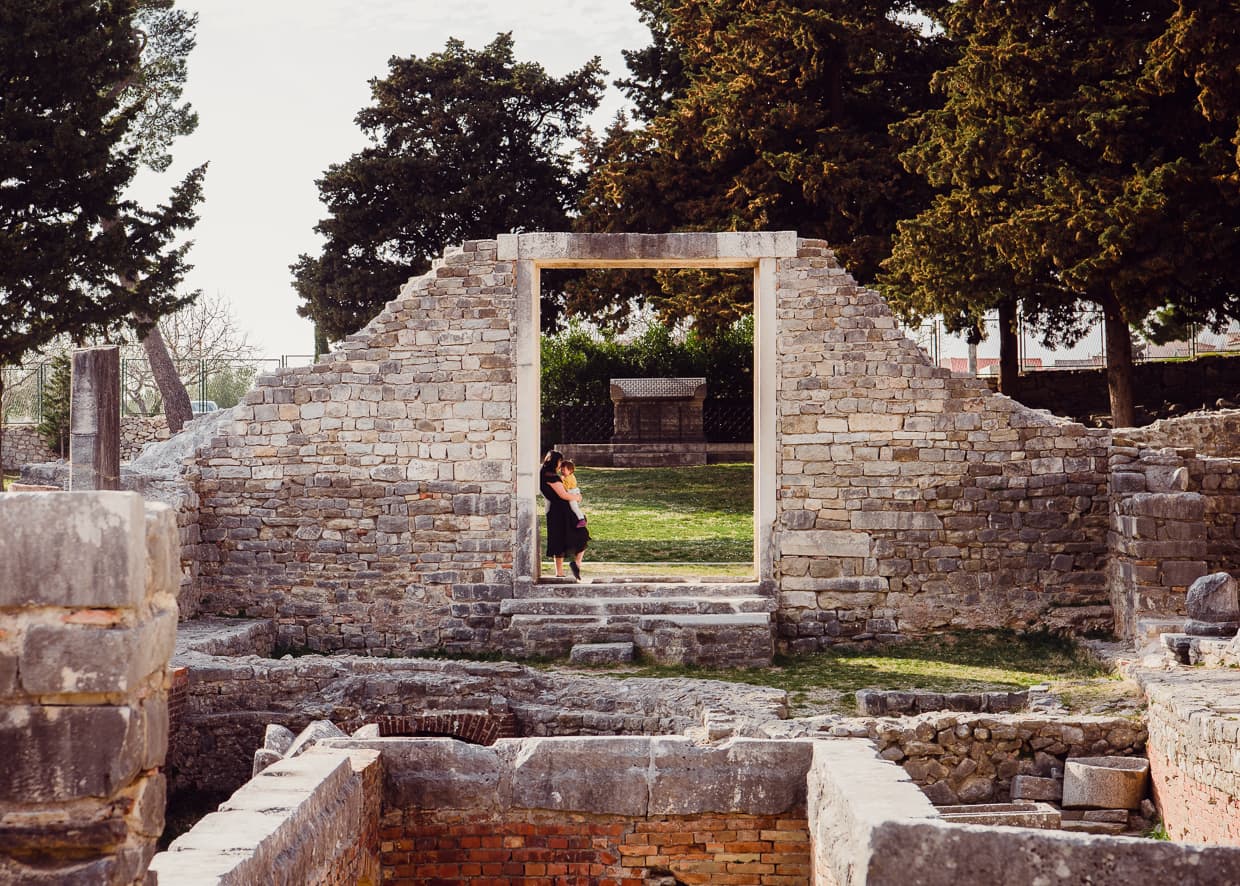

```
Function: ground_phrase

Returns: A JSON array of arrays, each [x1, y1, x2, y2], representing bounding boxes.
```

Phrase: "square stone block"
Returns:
[[0, 705, 144, 803], [0, 492, 145, 609]]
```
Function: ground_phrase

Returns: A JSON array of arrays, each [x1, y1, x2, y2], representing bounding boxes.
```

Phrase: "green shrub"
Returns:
[[541, 317, 753, 412]]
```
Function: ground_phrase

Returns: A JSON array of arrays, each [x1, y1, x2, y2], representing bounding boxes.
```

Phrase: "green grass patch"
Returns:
[[2, 473, 14, 491], [544, 463, 753, 562], [600, 630, 1113, 715], [540, 561, 754, 580]]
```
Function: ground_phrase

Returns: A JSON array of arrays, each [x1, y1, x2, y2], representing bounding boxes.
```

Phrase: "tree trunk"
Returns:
[[0, 372, 6, 492], [997, 297, 1020, 396], [1101, 295, 1136, 428], [141, 322, 192, 434]]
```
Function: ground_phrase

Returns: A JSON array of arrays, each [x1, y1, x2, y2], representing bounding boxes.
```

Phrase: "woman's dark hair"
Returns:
[[542, 450, 564, 472]]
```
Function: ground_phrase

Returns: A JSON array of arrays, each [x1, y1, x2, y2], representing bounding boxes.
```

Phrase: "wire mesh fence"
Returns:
[[2, 355, 316, 425], [900, 313, 1240, 376]]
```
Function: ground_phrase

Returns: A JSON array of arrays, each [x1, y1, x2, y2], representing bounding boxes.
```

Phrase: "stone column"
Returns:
[[70, 345, 121, 491], [0, 491, 179, 884]]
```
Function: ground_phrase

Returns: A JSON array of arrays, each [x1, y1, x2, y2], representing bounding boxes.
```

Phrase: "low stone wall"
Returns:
[[1107, 444, 1240, 640], [1137, 667, 1240, 845], [0, 425, 57, 470], [336, 735, 812, 886], [0, 492, 179, 884], [987, 355, 1240, 426], [120, 414, 170, 460], [1124, 409, 1240, 458], [867, 712, 1145, 805], [168, 638, 787, 797], [809, 739, 1240, 886], [150, 746, 382, 885]]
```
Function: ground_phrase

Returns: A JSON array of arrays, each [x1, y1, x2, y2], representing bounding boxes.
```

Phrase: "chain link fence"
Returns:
[[2, 355, 316, 425]]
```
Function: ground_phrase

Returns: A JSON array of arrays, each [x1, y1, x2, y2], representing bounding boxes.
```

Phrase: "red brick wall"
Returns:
[[380, 810, 811, 885], [1149, 748, 1240, 846]]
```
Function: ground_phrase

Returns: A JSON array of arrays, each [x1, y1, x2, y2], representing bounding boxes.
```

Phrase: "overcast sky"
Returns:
[[131, 0, 649, 357]]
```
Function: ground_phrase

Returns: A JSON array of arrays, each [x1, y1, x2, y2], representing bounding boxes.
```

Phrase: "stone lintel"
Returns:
[[496, 231, 797, 266]]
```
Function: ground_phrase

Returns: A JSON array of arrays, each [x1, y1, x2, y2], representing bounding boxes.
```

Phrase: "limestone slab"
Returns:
[[0, 492, 145, 609]]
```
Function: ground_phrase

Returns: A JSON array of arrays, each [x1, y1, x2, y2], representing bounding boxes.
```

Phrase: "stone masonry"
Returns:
[[0, 491, 179, 884], [774, 242, 1111, 647], [183, 235, 1125, 656], [1107, 441, 1240, 641]]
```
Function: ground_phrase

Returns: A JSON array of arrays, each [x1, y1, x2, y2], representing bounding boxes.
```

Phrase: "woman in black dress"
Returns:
[[540, 450, 589, 579]]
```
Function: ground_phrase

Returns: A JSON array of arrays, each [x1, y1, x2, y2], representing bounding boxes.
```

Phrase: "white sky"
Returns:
[[131, 0, 649, 357]]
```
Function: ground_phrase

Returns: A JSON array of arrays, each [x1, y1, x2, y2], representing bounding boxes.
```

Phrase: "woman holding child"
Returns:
[[539, 450, 590, 580]]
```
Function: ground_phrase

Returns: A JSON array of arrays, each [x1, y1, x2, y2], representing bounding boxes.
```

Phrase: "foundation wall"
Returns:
[[867, 712, 1146, 805], [809, 738, 1240, 886], [150, 747, 382, 885], [167, 643, 786, 797], [340, 735, 813, 886], [1141, 671, 1240, 845]]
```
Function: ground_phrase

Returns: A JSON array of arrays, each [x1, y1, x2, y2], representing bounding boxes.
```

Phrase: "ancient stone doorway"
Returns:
[[500, 232, 798, 585]]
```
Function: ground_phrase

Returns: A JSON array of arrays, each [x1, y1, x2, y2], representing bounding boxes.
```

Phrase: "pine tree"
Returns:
[[36, 354, 72, 458], [0, 0, 203, 428], [881, 0, 1240, 426], [294, 34, 604, 342], [573, 0, 950, 330]]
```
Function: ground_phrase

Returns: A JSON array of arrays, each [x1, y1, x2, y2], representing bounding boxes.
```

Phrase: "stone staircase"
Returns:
[[498, 578, 776, 667]]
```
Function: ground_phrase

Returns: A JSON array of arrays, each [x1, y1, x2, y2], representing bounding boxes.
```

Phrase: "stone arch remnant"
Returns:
[[190, 232, 1112, 659]]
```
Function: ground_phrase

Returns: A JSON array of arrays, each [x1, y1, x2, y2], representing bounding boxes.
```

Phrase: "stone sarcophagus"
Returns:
[[610, 377, 707, 445]]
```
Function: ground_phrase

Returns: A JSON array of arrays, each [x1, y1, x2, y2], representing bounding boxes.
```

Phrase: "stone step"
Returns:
[[517, 581, 764, 600], [504, 611, 773, 668], [500, 596, 776, 617], [508, 611, 771, 630], [569, 642, 635, 665]]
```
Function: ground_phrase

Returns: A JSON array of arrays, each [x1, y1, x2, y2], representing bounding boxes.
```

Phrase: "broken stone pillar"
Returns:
[[1185, 572, 1240, 637], [0, 491, 179, 884], [70, 345, 121, 491]]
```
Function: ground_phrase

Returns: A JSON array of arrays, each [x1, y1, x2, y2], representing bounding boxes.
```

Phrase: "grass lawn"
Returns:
[[584, 630, 1124, 716], [540, 463, 753, 563]]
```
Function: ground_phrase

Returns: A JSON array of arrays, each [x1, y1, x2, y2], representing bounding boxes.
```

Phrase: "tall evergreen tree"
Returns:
[[573, 0, 950, 330], [294, 33, 604, 342], [0, 0, 202, 458], [882, 0, 1240, 426]]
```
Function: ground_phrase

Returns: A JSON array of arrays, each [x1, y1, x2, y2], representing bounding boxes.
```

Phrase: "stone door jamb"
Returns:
[[499, 232, 796, 585]]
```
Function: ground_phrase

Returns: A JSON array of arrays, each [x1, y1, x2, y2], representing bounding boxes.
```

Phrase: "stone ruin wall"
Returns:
[[185, 236, 1121, 654], [0, 492, 179, 885], [1122, 408, 1240, 459], [168, 626, 786, 798], [190, 239, 516, 654], [1107, 440, 1240, 640], [774, 242, 1112, 648]]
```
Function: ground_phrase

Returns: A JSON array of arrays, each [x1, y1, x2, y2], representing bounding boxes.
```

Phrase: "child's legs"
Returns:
[[569, 500, 585, 520]]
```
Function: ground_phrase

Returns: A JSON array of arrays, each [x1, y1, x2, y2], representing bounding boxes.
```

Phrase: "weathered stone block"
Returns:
[[0, 705, 144, 802], [510, 737, 650, 815], [20, 608, 176, 695], [649, 738, 811, 815], [1010, 775, 1063, 803], [0, 492, 145, 609], [1061, 756, 1149, 810], [1185, 572, 1239, 637]]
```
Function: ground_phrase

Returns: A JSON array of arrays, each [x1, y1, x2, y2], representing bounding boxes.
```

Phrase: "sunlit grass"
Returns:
[[583, 630, 1118, 716], [541, 463, 753, 562]]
